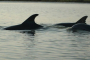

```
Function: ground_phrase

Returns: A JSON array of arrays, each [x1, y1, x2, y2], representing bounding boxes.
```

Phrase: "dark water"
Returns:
[[0, 2, 90, 60]]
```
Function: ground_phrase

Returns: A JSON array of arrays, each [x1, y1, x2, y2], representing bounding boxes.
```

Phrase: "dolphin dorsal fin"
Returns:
[[22, 14, 38, 26], [76, 16, 88, 23]]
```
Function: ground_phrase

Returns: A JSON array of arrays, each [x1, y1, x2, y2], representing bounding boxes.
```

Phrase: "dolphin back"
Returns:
[[70, 23, 90, 32], [4, 14, 43, 30]]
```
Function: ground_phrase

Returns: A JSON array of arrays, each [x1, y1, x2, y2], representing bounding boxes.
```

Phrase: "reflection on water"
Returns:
[[20, 30, 35, 36], [0, 2, 90, 60]]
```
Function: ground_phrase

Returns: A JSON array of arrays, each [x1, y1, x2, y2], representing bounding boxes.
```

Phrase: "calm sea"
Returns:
[[0, 1, 90, 60]]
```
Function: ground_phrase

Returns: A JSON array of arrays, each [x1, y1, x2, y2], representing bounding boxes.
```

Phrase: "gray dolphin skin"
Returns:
[[55, 16, 88, 27], [70, 23, 90, 31], [4, 14, 43, 30]]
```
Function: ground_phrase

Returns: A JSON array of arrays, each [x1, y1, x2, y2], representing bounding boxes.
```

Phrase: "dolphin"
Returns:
[[69, 23, 90, 32], [54, 16, 88, 27], [4, 14, 43, 30]]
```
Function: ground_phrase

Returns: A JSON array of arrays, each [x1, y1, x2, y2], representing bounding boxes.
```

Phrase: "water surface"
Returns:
[[0, 2, 90, 60]]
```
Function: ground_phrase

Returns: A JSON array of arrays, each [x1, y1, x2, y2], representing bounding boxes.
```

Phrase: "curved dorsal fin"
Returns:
[[76, 16, 88, 23], [22, 14, 38, 25]]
